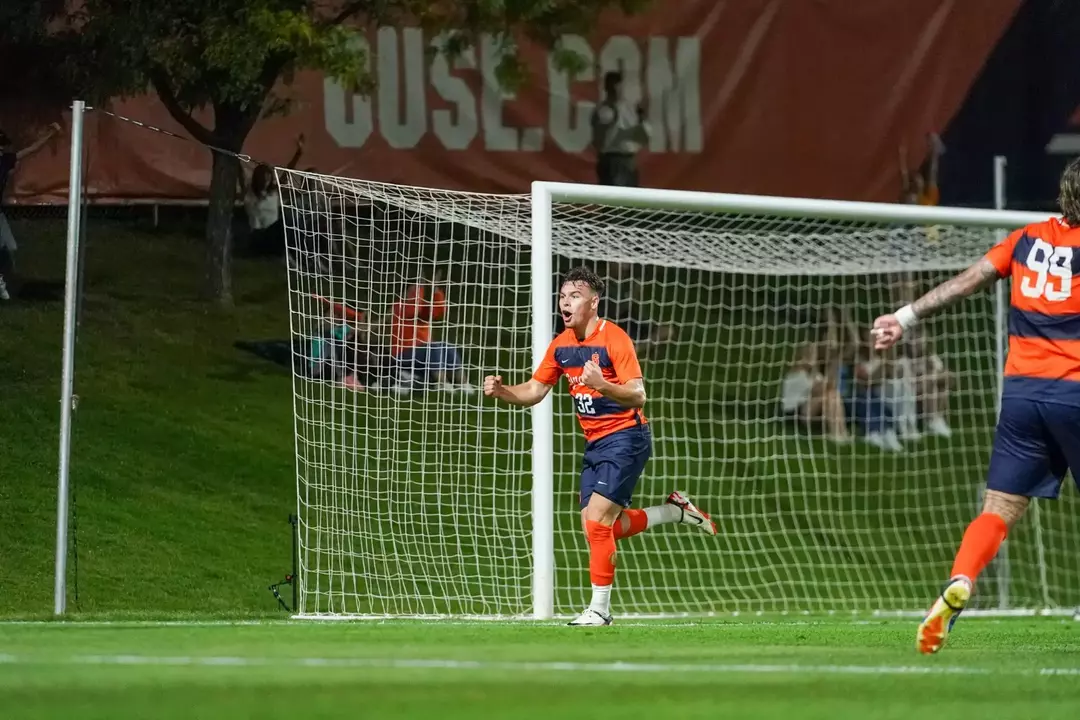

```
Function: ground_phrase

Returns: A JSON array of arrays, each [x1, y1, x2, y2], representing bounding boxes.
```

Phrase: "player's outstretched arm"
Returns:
[[16, 122, 61, 161], [580, 361, 646, 408], [872, 258, 999, 350], [483, 376, 552, 407]]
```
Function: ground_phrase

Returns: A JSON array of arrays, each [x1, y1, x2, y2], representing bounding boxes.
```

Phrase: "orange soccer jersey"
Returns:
[[532, 320, 647, 442], [390, 284, 446, 356], [985, 218, 1080, 401]]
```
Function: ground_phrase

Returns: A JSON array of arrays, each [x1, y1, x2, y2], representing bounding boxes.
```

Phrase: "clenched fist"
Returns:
[[871, 314, 904, 350], [483, 375, 504, 398], [580, 360, 605, 390]]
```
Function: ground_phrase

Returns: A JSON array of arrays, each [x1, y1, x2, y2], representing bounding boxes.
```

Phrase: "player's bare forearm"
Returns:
[[497, 380, 551, 408], [16, 124, 61, 161], [911, 259, 999, 320], [595, 378, 646, 409]]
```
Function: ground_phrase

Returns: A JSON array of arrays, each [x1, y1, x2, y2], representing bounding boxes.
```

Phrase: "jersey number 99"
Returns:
[[1021, 239, 1073, 302]]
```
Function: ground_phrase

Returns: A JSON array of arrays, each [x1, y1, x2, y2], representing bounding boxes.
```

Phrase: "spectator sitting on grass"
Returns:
[[904, 331, 953, 438], [779, 325, 850, 445], [240, 134, 304, 258], [603, 261, 675, 359], [899, 132, 944, 207], [303, 301, 383, 392], [836, 308, 903, 452], [386, 268, 475, 394]]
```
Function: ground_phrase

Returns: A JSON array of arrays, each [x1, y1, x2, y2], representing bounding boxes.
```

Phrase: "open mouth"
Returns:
[[561, 311, 573, 323]]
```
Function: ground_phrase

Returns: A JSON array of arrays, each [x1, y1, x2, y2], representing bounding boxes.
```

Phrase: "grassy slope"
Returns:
[[1, 216, 296, 617], [3, 214, 1078, 620]]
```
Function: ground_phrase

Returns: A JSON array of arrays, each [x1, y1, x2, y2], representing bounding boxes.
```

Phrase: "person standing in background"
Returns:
[[591, 72, 651, 187], [0, 122, 62, 301], [240, 133, 304, 258], [899, 132, 945, 206]]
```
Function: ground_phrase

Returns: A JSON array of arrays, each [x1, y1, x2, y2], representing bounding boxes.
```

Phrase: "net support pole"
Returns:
[[992, 158, 1049, 609], [54, 100, 86, 616], [530, 182, 555, 620], [991, 155, 1012, 612], [1000, 153, 1051, 611]]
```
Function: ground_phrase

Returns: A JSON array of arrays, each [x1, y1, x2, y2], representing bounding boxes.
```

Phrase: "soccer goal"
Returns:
[[277, 170, 1079, 619]]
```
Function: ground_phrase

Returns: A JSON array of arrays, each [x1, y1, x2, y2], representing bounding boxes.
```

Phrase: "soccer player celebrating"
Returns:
[[484, 266, 716, 626], [873, 157, 1080, 654]]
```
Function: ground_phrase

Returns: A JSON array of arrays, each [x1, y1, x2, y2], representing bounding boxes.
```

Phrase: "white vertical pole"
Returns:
[[993, 157, 1051, 610], [991, 155, 1011, 612], [54, 100, 86, 616], [530, 182, 555, 620]]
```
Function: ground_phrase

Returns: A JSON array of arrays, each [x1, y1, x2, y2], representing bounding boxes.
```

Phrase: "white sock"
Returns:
[[644, 504, 681, 526], [588, 584, 612, 615]]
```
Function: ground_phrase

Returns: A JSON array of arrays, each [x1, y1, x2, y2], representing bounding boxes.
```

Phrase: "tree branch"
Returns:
[[327, 1, 369, 26], [148, 66, 216, 146], [257, 51, 292, 94]]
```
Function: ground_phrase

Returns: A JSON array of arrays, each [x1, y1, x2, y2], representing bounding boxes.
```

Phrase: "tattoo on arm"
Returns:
[[911, 259, 999, 319]]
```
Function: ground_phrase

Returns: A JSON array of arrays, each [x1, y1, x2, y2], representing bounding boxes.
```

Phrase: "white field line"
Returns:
[[0, 653, 1078, 677], [1, 616, 1076, 629], [0, 619, 844, 628]]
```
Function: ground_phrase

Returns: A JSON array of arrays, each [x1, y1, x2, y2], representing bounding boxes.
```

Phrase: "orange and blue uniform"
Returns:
[[983, 217, 1080, 498], [533, 320, 652, 508], [389, 283, 464, 383]]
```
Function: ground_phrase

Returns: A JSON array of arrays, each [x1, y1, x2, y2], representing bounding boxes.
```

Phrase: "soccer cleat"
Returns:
[[567, 608, 613, 626], [665, 491, 717, 536], [916, 576, 971, 654]]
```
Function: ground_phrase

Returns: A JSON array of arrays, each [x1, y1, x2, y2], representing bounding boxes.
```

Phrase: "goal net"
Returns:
[[277, 169, 1079, 618]]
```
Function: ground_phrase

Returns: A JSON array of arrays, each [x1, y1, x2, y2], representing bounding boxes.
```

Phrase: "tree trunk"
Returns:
[[205, 151, 239, 306]]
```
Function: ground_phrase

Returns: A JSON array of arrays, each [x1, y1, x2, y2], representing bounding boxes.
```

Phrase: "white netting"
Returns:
[[278, 169, 1079, 617]]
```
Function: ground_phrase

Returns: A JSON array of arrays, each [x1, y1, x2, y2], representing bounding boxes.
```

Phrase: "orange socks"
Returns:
[[613, 509, 649, 540], [951, 512, 1008, 583], [585, 520, 617, 586]]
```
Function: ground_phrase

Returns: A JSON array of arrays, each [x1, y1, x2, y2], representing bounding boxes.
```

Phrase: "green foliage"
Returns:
[[73, 0, 651, 139], [74, 0, 370, 136], [0, 0, 78, 109], [61, 0, 652, 303], [0, 0, 67, 41]]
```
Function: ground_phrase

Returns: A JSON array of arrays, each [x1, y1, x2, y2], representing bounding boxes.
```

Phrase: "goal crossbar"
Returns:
[[534, 181, 1052, 229]]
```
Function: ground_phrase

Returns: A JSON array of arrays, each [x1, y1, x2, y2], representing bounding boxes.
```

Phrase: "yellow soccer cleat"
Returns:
[[916, 577, 972, 655]]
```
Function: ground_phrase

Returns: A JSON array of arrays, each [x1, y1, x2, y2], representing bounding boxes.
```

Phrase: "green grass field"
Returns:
[[1, 213, 296, 617], [3, 213, 1080, 717], [3, 618, 1080, 719]]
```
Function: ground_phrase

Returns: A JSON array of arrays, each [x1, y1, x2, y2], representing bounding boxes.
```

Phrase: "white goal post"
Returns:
[[278, 169, 1080, 620]]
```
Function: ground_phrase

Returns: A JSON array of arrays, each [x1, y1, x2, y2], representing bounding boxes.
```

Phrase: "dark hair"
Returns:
[[561, 266, 605, 296], [251, 164, 275, 196], [0, 131, 10, 148], [1059, 157, 1080, 226], [603, 71, 622, 94]]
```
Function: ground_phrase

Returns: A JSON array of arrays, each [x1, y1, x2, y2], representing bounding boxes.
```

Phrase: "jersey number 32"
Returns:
[[1021, 239, 1073, 301], [574, 393, 596, 415]]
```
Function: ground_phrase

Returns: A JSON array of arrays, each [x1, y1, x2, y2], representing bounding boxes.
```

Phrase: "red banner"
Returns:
[[6, 0, 1022, 205]]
